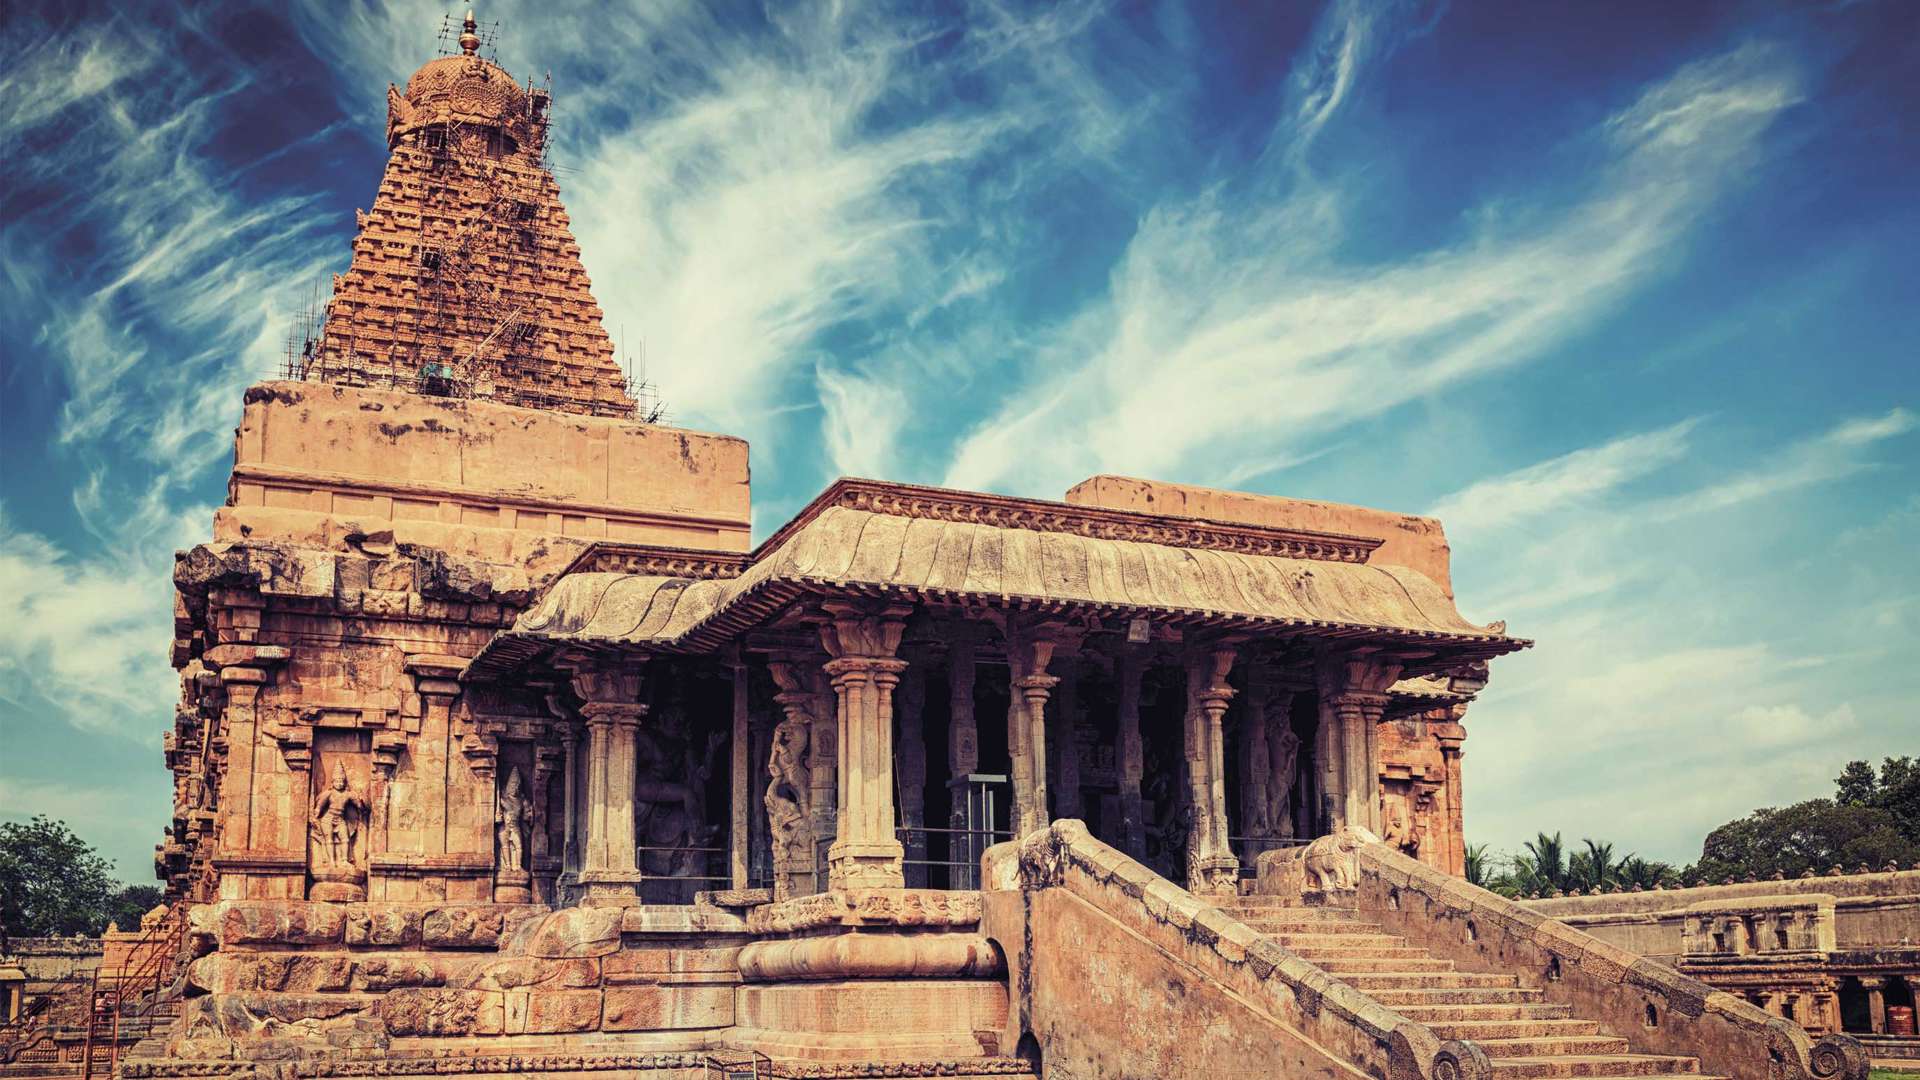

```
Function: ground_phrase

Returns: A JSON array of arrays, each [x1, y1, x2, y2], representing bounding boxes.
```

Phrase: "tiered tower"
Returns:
[[298, 12, 641, 418]]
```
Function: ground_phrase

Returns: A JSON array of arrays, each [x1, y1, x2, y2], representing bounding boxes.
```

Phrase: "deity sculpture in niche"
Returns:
[[1379, 789, 1419, 858], [763, 715, 811, 899], [1265, 722, 1301, 840], [309, 761, 368, 900], [633, 692, 728, 878], [495, 766, 531, 873]]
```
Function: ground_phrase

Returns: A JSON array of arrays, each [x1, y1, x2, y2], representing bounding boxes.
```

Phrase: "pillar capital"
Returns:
[[816, 602, 913, 661], [578, 701, 647, 727], [564, 657, 646, 706], [823, 655, 910, 686]]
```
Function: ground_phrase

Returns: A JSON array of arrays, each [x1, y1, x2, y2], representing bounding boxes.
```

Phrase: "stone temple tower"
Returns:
[[299, 11, 637, 417]]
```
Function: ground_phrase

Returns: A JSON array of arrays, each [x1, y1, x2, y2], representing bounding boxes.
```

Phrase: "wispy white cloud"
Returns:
[[1455, 407, 1916, 860], [941, 41, 1804, 496], [0, 493, 206, 742], [1430, 420, 1700, 538]]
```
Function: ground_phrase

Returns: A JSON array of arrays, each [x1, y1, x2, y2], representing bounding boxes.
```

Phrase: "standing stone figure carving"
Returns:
[[310, 762, 367, 869], [1379, 790, 1418, 858], [763, 716, 811, 893], [495, 766, 531, 873], [1265, 723, 1301, 840]]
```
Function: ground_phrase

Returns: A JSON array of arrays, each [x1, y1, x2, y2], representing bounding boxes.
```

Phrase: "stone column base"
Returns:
[[494, 869, 532, 903], [827, 838, 906, 892], [574, 869, 648, 905]]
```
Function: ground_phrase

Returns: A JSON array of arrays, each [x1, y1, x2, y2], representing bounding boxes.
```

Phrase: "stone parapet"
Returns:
[[984, 819, 1470, 1080]]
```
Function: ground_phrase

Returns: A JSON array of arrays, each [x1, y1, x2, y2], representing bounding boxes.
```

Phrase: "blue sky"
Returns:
[[2, 0, 1915, 883]]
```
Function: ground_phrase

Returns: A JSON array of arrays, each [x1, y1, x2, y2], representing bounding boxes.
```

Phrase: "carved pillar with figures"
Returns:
[[1184, 644, 1239, 894], [765, 660, 818, 900], [1115, 648, 1147, 860]]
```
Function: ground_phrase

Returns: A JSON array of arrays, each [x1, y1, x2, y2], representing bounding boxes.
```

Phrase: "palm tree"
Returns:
[[1572, 839, 1620, 892], [1516, 832, 1568, 896], [1465, 844, 1492, 888], [1618, 855, 1676, 890]]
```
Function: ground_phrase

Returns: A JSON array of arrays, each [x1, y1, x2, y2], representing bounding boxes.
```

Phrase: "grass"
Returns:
[[1872, 1070, 1920, 1080]]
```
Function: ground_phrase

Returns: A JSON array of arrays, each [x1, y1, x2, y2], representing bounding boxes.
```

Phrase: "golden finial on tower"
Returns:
[[459, 9, 480, 56]]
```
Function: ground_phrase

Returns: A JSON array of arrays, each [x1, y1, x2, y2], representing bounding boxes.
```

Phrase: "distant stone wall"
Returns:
[[1520, 869, 1920, 958], [4, 940, 101, 986]]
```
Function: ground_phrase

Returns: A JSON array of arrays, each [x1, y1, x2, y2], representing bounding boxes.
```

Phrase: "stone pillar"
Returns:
[[531, 742, 562, 902], [1052, 659, 1082, 820], [1115, 650, 1147, 860], [1184, 646, 1239, 894], [804, 665, 837, 886], [1436, 718, 1468, 877], [206, 643, 297, 900], [555, 715, 579, 873], [568, 663, 648, 904], [1316, 650, 1403, 833], [896, 657, 930, 887], [1241, 665, 1273, 841], [1007, 630, 1060, 840], [817, 603, 913, 891], [947, 636, 979, 811], [729, 655, 752, 890], [1864, 976, 1888, 1034]]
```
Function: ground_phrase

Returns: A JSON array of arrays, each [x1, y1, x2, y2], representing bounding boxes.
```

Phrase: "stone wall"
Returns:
[[222, 381, 751, 561], [1520, 869, 1920, 958]]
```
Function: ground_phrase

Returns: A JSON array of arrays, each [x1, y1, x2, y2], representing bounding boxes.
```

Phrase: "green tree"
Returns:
[[1693, 799, 1917, 882], [0, 816, 117, 937]]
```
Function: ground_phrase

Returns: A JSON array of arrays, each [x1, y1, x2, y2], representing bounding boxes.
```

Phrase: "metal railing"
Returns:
[[898, 824, 1014, 890], [80, 902, 188, 1080]]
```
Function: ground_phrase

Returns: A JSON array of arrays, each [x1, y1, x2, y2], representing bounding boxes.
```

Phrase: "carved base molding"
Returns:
[[746, 890, 983, 935], [124, 1054, 1036, 1078]]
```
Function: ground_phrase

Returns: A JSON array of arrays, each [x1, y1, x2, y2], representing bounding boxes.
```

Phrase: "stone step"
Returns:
[[1239, 916, 1385, 934], [1368, 986, 1548, 1006], [1395, 1003, 1574, 1023], [1259, 926, 1413, 941], [1424, 1018, 1603, 1041], [1489, 1056, 1702, 1079], [1288, 945, 1435, 962], [1314, 956, 1458, 974], [1341, 971, 1522, 991], [1476, 1035, 1633, 1057]]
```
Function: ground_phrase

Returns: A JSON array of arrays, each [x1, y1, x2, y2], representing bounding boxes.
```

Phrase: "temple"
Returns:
[[31, 15, 1882, 1080]]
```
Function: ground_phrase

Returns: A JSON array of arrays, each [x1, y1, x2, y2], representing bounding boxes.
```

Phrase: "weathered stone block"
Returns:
[[345, 906, 422, 947], [602, 985, 734, 1031], [510, 905, 622, 958], [421, 905, 507, 948], [376, 988, 504, 1036], [220, 901, 347, 945], [469, 955, 601, 990], [524, 988, 603, 1033], [604, 946, 740, 984]]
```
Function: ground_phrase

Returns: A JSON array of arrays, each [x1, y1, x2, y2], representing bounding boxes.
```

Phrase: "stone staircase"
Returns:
[[1218, 897, 1724, 1079]]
